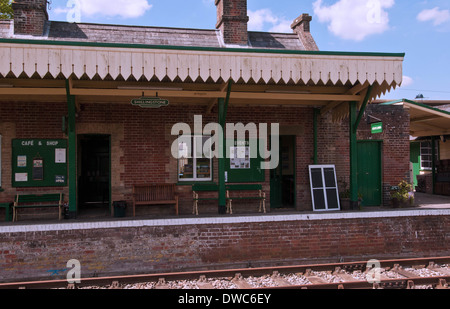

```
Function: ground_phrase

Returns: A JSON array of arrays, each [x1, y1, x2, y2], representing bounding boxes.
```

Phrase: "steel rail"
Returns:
[[0, 256, 449, 289]]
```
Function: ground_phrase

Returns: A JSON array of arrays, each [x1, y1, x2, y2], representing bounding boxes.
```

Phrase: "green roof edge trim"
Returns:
[[0, 38, 406, 58], [381, 99, 450, 116]]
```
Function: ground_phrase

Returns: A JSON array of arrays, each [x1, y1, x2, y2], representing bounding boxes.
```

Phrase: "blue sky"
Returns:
[[48, 0, 450, 101]]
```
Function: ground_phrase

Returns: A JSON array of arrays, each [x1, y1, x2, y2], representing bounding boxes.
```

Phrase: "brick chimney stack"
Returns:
[[215, 0, 249, 46], [12, 0, 49, 36], [291, 14, 319, 51]]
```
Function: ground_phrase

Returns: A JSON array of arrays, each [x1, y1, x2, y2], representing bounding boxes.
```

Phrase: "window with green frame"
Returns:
[[178, 135, 212, 182], [420, 140, 439, 170]]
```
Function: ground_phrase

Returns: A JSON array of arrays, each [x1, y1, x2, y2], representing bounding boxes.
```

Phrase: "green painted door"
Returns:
[[410, 142, 420, 188], [357, 141, 382, 206]]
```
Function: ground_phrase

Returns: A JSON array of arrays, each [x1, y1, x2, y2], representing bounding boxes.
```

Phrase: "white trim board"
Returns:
[[1, 209, 450, 234]]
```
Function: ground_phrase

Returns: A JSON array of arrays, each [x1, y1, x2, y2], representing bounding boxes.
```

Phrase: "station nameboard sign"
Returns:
[[371, 122, 383, 134], [131, 97, 169, 108]]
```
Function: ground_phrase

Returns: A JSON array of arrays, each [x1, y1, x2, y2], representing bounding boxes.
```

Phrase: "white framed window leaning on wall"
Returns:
[[178, 135, 213, 182]]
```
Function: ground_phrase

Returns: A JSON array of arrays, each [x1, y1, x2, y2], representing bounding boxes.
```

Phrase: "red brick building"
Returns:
[[0, 0, 408, 219], [1, 0, 450, 284]]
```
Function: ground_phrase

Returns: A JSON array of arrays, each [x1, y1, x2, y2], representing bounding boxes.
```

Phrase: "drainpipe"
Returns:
[[431, 136, 436, 195], [313, 108, 319, 164]]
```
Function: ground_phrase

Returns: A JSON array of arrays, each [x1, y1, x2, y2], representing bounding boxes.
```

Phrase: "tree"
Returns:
[[0, 0, 13, 20]]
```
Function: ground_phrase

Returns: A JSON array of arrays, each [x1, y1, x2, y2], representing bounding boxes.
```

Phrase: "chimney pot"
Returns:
[[291, 14, 313, 33], [291, 13, 319, 51]]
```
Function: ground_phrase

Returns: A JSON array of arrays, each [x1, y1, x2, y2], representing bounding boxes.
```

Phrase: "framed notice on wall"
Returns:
[[225, 139, 265, 183], [12, 139, 68, 187]]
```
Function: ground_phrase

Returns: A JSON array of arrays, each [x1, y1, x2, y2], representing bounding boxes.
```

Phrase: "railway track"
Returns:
[[1, 256, 449, 290]]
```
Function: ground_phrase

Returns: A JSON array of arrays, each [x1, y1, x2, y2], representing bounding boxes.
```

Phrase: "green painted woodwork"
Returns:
[[349, 101, 358, 206], [66, 80, 77, 215], [410, 142, 420, 188], [11, 139, 67, 188], [357, 141, 382, 206], [0, 38, 406, 58]]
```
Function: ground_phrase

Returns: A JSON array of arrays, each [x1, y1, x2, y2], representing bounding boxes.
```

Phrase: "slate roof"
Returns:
[[1, 20, 307, 50], [46, 21, 306, 50]]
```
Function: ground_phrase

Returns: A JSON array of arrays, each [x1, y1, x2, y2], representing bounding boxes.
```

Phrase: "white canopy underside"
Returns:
[[0, 43, 402, 86], [0, 42, 403, 120]]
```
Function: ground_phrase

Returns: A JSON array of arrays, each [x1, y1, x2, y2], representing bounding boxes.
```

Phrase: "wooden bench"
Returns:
[[132, 184, 179, 217], [192, 183, 266, 215], [226, 184, 266, 215], [13, 193, 64, 222], [192, 184, 219, 215]]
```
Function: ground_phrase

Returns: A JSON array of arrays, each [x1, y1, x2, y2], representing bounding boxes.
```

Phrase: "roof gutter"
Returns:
[[0, 38, 406, 58]]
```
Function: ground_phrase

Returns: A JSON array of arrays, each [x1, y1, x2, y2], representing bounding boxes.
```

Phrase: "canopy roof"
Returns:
[[381, 99, 450, 137], [0, 38, 404, 119]]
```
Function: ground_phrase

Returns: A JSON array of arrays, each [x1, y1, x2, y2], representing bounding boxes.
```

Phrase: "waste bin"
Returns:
[[113, 201, 127, 218], [0, 203, 12, 222]]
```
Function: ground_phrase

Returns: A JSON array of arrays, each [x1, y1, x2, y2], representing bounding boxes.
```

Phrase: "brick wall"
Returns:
[[12, 0, 48, 36], [0, 99, 411, 217], [0, 100, 316, 216], [357, 105, 411, 205], [0, 213, 448, 282], [215, 0, 249, 45]]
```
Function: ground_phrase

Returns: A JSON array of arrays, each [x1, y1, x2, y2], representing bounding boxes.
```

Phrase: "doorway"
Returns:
[[357, 141, 382, 206], [270, 135, 296, 209], [78, 135, 111, 216]]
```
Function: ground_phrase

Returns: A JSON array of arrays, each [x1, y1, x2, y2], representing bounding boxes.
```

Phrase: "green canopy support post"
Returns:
[[313, 108, 319, 164], [354, 86, 373, 134], [431, 136, 436, 195], [65, 80, 77, 218], [218, 81, 232, 214], [349, 101, 358, 210]]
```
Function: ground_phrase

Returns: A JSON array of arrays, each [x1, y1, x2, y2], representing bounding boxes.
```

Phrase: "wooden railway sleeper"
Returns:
[[155, 277, 169, 289], [436, 279, 448, 289], [271, 271, 292, 286], [428, 262, 450, 276], [109, 281, 121, 289], [392, 264, 417, 278], [232, 273, 253, 289], [373, 279, 408, 289], [333, 267, 358, 282], [197, 275, 215, 289]]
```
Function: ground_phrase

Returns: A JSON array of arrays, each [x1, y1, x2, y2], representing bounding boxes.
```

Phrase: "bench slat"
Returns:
[[13, 193, 64, 222], [132, 184, 178, 217], [192, 183, 266, 215]]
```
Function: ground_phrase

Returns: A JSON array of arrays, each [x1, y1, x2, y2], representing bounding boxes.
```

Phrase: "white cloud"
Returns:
[[82, 0, 152, 18], [400, 76, 413, 88], [248, 9, 291, 33], [59, 0, 153, 19], [417, 7, 450, 26], [313, 0, 395, 41]]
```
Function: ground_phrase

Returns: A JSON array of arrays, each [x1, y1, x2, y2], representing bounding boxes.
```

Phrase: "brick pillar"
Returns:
[[215, 0, 249, 46], [12, 0, 49, 36], [291, 14, 319, 51]]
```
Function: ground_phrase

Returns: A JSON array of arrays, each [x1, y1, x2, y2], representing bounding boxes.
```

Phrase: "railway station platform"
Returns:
[[0, 193, 449, 283]]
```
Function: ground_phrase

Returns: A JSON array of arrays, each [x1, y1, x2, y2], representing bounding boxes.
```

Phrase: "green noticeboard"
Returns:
[[12, 139, 68, 187], [225, 139, 265, 183]]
